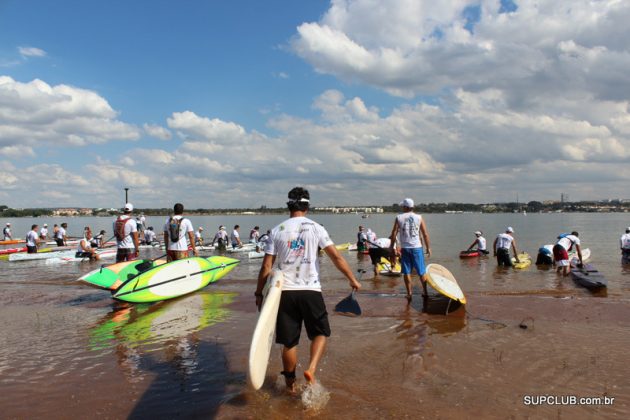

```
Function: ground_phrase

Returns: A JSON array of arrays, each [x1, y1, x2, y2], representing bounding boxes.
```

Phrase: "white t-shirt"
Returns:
[[113, 216, 138, 249], [250, 229, 259, 242], [374, 237, 391, 248], [476, 236, 487, 251], [213, 230, 228, 243], [231, 229, 240, 243], [195, 231, 202, 240], [26, 230, 38, 247], [266, 216, 334, 291], [3, 227, 11, 239], [621, 233, 630, 250], [77, 238, 92, 253], [40, 227, 48, 238], [495, 233, 513, 250], [144, 230, 156, 243], [56, 227, 66, 240], [396, 212, 423, 249], [163, 216, 194, 251], [556, 235, 580, 251]]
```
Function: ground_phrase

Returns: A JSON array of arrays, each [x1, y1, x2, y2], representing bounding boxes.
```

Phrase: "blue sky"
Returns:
[[1, 0, 630, 208]]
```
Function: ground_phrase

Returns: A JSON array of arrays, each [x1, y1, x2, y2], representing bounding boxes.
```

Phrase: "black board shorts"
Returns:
[[368, 247, 392, 265], [496, 248, 512, 266], [26, 245, 38, 254], [276, 290, 330, 348]]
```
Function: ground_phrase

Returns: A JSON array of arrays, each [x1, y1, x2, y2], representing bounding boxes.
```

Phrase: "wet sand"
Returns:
[[1, 254, 628, 419]]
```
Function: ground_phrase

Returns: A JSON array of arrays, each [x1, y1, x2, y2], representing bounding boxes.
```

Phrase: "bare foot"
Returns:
[[304, 369, 316, 384]]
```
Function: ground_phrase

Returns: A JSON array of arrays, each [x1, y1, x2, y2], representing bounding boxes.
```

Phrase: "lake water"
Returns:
[[1, 212, 629, 418]]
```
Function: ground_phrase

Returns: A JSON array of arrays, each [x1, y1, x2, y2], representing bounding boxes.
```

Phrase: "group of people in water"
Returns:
[[5, 188, 630, 394]]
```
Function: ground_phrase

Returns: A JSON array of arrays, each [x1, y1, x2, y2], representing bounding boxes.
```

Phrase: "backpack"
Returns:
[[114, 217, 131, 241], [168, 217, 183, 243]]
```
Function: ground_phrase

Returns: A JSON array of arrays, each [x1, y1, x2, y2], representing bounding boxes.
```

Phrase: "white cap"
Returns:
[[124, 203, 134, 212], [399, 198, 414, 208], [506, 226, 514, 233], [220, 225, 225, 230], [44, 223, 48, 226], [199, 227, 204, 231], [626, 227, 630, 232], [474, 231, 482, 235], [6, 222, 10, 226]]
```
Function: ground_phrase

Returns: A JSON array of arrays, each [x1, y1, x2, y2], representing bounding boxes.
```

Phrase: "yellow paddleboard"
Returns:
[[425, 264, 467, 305], [511, 252, 531, 269], [377, 257, 401, 275]]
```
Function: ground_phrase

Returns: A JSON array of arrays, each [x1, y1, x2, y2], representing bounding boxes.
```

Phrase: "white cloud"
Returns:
[[291, 0, 630, 99], [143, 123, 172, 140], [18, 46, 47, 58], [0, 76, 141, 150]]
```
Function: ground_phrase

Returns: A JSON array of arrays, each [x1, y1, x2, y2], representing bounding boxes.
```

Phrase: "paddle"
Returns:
[[96, 235, 116, 249], [334, 269, 365, 316]]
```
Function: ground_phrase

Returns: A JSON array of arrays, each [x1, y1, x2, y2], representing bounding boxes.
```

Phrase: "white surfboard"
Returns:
[[248, 270, 284, 390], [425, 264, 467, 304]]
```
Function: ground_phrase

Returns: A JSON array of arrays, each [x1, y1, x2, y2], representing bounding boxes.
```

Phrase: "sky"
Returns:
[[1, 0, 630, 208]]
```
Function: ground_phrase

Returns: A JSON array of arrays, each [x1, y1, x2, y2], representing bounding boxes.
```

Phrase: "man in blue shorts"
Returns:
[[389, 198, 431, 303]]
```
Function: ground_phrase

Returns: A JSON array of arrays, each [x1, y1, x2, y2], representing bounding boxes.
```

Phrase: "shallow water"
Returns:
[[1, 213, 629, 418]]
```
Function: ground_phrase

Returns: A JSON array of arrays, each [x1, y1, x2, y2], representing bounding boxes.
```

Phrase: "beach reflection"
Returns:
[[89, 291, 235, 351]]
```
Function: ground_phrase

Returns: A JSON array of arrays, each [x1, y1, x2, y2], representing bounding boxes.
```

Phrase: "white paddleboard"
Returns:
[[248, 270, 284, 390], [425, 264, 467, 304]]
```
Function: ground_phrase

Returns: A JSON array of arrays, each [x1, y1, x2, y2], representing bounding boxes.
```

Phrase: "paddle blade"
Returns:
[[334, 291, 361, 316]]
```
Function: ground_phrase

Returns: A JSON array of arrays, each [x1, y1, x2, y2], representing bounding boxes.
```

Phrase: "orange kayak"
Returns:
[[0, 239, 25, 245]]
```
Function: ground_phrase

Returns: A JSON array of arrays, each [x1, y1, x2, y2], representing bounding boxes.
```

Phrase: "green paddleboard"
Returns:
[[113, 256, 239, 303], [78, 259, 166, 290]]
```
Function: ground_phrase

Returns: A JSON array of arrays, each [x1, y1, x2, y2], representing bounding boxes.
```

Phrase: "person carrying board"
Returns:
[[255, 187, 361, 393]]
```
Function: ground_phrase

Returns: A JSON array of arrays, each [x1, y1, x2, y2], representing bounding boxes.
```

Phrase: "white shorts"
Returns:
[[556, 259, 570, 267]]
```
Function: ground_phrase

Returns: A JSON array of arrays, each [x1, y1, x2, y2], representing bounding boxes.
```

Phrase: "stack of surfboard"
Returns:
[[78, 255, 239, 303]]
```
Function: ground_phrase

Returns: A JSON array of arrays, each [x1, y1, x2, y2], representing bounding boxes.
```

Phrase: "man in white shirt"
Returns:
[[163, 203, 197, 261], [553, 231, 582, 276], [249, 226, 260, 243], [230, 225, 242, 249], [255, 187, 361, 392], [621, 227, 630, 262], [466, 231, 489, 255], [76, 229, 100, 261], [26, 224, 40, 253], [195, 227, 204, 246], [212, 226, 228, 251], [39, 224, 48, 240], [55, 223, 68, 247], [389, 198, 431, 303], [493, 227, 520, 267], [144, 226, 157, 244], [3, 223, 12, 240], [114, 203, 139, 262], [368, 236, 395, 277]]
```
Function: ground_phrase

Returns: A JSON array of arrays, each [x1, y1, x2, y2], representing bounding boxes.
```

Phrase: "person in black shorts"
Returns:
[[255, 187, 362, 393]]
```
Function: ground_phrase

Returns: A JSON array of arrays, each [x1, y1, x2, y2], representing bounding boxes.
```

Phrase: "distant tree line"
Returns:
[[2, 200, 629, 217]]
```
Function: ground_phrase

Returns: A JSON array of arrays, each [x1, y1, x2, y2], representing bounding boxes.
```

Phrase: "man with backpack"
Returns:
[[114, 203, 140, 262], [163, 203, 198, 261]]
